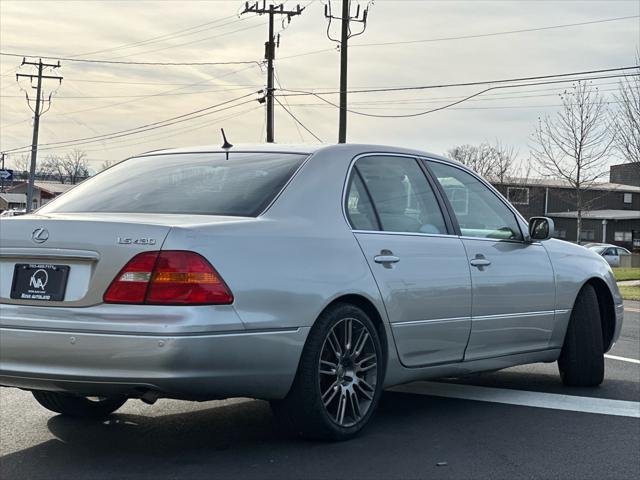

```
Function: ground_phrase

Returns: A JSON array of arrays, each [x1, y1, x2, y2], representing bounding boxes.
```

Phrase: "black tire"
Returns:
[[271, 303, 385, 441], [32, 391, 127, 418], [558, 284, 605, 387]]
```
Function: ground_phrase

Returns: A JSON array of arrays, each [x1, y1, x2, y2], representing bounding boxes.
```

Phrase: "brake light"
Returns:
[[104, 251, 233, 305]]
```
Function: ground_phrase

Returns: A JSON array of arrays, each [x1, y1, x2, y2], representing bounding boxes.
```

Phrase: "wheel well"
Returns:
[[321, 294, 389, 362], [583, 278, 616, 350]]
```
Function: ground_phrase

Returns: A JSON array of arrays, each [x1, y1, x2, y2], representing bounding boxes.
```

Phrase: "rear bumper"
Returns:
[[0, 326, 309, 400]]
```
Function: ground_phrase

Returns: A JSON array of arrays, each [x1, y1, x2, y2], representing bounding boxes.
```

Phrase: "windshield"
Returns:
[[39, 152, 307, 217], [588, 246, 606, 254]]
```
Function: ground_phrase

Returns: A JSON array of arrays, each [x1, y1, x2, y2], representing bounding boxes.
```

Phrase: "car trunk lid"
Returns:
[[0, 213, 241, 307]]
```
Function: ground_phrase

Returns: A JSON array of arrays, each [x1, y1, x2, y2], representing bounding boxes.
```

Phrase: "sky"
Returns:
[[0, 0, 638, 172]]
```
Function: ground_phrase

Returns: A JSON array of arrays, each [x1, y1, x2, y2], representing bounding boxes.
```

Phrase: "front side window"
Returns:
[[427, 161, 523, 241], [353, 156, 447, 234], [38, 153, 307, 217]]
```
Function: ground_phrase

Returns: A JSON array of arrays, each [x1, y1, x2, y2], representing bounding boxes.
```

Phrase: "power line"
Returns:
[[69, 15, 243, 58], [46, 64, 260, 117], [3, 92, 260, 153], [275, 15, 639, 63], [106, 21, 266, 60], [278, 72, 638, 118], [352, 15, 640, 48], [5, 98, 258, 155], [277, 66, 640, 96], [0, 86, 262, 99], [285, 100, 626, 111], [0, 51, 260, 66], [275, 97, 323, 142], [274, 65, 304, 142], [61, 78, 262, 86], [39, 105, 261, 155]]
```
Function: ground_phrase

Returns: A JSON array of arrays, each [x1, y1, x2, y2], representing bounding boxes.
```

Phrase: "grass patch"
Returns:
[[619, 285, 640, 301], [612, 268, 640, 281]]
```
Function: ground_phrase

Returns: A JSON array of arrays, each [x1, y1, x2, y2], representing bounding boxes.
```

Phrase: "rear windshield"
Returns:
[[39, 152, 307, 216]]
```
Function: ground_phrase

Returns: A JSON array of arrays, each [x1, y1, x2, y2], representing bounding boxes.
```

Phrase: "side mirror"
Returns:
[[528, 217, 554, 241]]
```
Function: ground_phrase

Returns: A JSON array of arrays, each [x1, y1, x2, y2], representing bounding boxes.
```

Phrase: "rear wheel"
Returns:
[[271, 303, 384, 440], [558, 284, 605, 387], [32, 391, 127, 418]]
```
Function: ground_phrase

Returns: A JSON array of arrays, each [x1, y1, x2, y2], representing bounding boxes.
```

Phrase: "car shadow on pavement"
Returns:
[[1, 389, 639, 480]]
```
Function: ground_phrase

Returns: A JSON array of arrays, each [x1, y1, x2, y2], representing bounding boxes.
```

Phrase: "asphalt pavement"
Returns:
[[1, 302, 638, 480]]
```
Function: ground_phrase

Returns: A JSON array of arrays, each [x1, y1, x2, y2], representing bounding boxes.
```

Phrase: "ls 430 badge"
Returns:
[[117, 237, 157, 246]]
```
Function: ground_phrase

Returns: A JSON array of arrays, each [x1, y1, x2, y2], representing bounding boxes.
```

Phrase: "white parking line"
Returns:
[[605, 354, 640, 364], [390, 381, 640, 418]]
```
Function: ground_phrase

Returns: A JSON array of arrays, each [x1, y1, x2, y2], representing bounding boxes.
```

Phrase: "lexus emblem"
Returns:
[[31, 228, 49, 244]]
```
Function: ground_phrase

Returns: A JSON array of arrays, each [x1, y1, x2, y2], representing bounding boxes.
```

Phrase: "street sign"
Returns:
[[0, 169, 13, 181]]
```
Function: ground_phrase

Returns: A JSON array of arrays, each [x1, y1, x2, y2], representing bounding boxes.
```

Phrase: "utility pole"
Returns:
[[0, 152, 5, 193], [325, 1, 370, 143], [242, 1, 305, 143], [16, 58, 62, 212]]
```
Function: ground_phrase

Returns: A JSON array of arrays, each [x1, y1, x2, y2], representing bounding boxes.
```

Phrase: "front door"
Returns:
[[346, 155, 472, 367], [427, 160, 557, 361]]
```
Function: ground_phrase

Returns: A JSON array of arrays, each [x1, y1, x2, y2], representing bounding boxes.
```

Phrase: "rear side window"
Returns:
[[346, 173, 379, 230], [352, 155, 447, 234], [39, 153, 307, 216]]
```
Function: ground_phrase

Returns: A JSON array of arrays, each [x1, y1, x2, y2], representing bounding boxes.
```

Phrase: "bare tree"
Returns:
[[63, 149, 90, 184], [41, 150, 89, 184], [612, 65, 640, 164], [100, 159, 119, 171], [447, 141, 517, 181], [531, 81, 614, 243], [12, 154, 53, 180], [12, 155, 31, 174], [43, 155, 67, 183]]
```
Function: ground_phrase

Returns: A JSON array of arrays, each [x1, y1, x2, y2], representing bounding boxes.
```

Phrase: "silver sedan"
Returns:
[[0, 144, 624, 440]]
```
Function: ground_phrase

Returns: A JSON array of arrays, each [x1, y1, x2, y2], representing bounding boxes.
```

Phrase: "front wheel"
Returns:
[[32, 391, 127, 418], [271, 303, 384, 440], [558, 284, 605, 387]]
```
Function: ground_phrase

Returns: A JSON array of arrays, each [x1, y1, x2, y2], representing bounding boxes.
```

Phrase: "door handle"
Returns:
[[469, 258, 491, 267], [374, 255, 400, 264]]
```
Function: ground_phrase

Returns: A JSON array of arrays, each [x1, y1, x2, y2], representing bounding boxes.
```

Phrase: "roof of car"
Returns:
[[136, 143, 455, 164]]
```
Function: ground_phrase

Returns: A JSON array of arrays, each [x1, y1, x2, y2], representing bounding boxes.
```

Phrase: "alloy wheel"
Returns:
[[318, 317, 379, 427]]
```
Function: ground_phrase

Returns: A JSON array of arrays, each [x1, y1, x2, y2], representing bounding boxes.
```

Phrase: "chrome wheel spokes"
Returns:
[[319, 317, 378, 427]]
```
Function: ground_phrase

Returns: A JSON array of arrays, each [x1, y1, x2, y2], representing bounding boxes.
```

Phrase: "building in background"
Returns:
[[0, 193, 27, 212], [5, 181, 75, 211], [492, 163, 640, 251]]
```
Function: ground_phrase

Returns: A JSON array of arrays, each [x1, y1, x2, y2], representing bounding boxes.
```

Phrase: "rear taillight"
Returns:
[[104, 251, 233, 305]]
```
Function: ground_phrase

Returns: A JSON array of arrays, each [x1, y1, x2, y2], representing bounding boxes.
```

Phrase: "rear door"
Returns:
[[426, 160, 557, 360], [347, 154, 472, 367]]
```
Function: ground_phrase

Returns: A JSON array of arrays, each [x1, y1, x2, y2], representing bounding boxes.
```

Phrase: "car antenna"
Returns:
[[220, 128, 233, 160]]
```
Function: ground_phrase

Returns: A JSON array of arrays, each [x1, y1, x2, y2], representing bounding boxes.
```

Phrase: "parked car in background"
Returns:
[[587, 244, 632, 267], [0, 144, 624, 440], [0, 209, 26, 217]]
